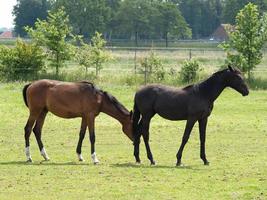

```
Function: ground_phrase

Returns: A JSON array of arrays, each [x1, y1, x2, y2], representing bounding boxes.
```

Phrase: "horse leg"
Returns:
[[24, 114, 38, 162], [176, 118, 196, 166], [142, 116, 155, 165], [134, 120, 142, 163], [33, 110, 49, 161], [198, 117, 209, 165], [88, 114, 99, 164], [76, 117, 87, 161]]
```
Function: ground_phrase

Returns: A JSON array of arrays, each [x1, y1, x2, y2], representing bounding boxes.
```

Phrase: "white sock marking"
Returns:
[[91, 152, 99, 164], [25, 146, 32, 161], [77, 153, 84, 161], [40, 148, 50, 160]]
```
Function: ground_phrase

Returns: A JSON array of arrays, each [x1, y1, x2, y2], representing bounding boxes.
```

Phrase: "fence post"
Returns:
[[134, 48, 137, 74], [144, 64, 148, 85], [189, 49, 192, 60]]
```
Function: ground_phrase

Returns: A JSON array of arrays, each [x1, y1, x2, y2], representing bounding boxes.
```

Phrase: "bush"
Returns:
[[139, 51, 165, 84], [0, 39, 45, 81], [180, 59, 201, 83]]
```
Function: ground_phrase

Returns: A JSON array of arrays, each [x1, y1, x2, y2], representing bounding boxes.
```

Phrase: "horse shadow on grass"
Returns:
[[0, 160, 91, 166], [110, 162, 209, 171], [0, 161, 211, 171]]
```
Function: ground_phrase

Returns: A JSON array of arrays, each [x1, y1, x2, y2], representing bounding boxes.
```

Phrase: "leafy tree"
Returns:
[[76, 32, 111, 77], [156, 1, 191, 47], [222, 0, 267, 24], [26, 7, 75, 76], [53, 0, 110, 37], [220, 3, 267, 79], [0, 39, 45, 81], [179, 0, 222, 38], [105, 0, 121, 40], [13, 0, 51, 36], [116, 0, 157, 45], [139, 50, 165, 84], [75, 40, 92, 76], [180, 59, 201, 83]]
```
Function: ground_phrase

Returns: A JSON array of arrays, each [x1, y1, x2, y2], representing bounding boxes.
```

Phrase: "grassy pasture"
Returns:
[[53, 48, 267, 89], [0, 83, 266, 200]]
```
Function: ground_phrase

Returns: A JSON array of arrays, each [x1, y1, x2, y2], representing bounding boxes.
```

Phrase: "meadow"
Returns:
[[0, 40, 267, 199], [0, 81, 266, 200]]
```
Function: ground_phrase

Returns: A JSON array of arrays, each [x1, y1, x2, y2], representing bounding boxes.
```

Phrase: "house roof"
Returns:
[[0, 31, 13, 38], [211, 24, 234, 41]]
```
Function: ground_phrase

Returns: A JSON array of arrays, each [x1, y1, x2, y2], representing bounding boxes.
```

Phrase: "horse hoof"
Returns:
[[78, 158, 84, 162], [94, 161, 100, 165], [136, 160, 141, 164], [204, 161, 210, 166], [176, 161, 182, 167], [151, 161, 156, 166], [26, 158, 33, 163], [44, 157, 50, 161]]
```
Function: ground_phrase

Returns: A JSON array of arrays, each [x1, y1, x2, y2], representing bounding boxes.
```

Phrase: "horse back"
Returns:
[[26, 80, 100, 118], [135, 84, 208, 120]]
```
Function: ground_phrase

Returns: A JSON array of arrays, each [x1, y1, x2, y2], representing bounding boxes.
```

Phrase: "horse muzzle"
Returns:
[[242, 89, 249, 96]]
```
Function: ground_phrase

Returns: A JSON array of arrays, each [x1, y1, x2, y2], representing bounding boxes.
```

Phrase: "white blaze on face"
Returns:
[[91, 152, 99, 164], [40, 148, 50, 161]]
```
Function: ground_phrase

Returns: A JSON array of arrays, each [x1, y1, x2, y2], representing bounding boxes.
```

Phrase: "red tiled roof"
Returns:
[[0, 31, 13, 38]]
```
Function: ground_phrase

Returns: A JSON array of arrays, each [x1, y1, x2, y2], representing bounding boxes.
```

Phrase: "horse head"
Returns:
[[122, 111, 134, 141], [225, 65, 249, 96]]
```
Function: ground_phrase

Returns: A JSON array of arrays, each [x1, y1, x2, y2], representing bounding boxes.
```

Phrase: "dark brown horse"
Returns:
[[23, 80, 133, 163], [133, 66, 249, 166]]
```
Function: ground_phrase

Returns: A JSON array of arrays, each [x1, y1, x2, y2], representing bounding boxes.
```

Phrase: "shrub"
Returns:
[[0, 39, 45, 81], [180, 59, 200, 83], [75, 32, 111, 77], [139, 51, 165, 84]]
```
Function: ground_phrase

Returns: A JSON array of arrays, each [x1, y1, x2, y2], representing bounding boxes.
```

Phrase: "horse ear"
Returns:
[[228, 64, 234, 72]]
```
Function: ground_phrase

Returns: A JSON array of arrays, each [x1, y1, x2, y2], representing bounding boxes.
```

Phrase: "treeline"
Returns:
[[13, 0, 267, 42]]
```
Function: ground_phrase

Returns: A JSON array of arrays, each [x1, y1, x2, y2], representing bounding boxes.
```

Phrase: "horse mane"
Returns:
[[103, 91, 129, 115], [78, 81, 129, 115], [182, 68, 228, 90], [78, 81, 102, 94], [79, 81, 95, 87], [182, 84, 194, 90]]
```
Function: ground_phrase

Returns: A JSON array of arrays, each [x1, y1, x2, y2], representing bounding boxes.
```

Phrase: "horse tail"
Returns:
[[133, 100, 141, 139], [22, 83, 31, 107]]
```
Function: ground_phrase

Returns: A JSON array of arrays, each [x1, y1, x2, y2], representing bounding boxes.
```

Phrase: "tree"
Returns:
[[220, 3, 267, 79], [75, 40, 92, 76], [105, 0, 121, 40], [156, 1, 191, 47], [26, 7, 75, 76], [180, 60, 201, 83], [53, 0, 111, 37], [179, 0, 222, 38], [116, 0, 156, 46], [76, 32, 111, 77], [0, 39, 45, 81], [13, 0, 51, 36], [222, 0, 267, 24], [139, 50, 165, 84]]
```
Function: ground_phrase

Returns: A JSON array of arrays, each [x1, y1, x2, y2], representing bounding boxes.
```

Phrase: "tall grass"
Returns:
[[1, 47, 267, 89]]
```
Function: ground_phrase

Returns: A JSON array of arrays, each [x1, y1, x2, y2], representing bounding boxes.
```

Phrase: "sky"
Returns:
[[0, 0, 17, 28]]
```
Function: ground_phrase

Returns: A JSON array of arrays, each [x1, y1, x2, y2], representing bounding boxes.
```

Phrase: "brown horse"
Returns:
[[23, 80, 133, 163]]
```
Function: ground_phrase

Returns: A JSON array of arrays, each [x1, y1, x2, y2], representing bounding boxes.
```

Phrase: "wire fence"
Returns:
[[1, 39, 267, 79]]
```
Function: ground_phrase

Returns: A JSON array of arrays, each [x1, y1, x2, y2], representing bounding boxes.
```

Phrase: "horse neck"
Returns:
[[198, 73, 226, 103], [100, 98, 128, 125]]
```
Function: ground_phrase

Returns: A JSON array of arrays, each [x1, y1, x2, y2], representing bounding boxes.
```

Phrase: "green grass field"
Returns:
[[0, 83, 266, 200]]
